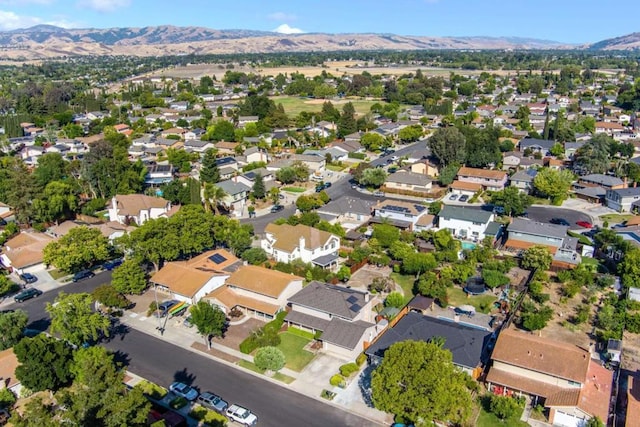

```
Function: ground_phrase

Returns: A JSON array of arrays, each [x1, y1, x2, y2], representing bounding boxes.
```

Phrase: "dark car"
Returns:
[[155, 299, 179, 318], [459, 194, 469, 202], [550, 217, 570, 226], [14, 288, 42, 303], [103, 258, 123, 270], [323, 182, 332, 189], [72, 270, 95, 282], [19, 273, 37, 284], [270, 204, 284, 213]]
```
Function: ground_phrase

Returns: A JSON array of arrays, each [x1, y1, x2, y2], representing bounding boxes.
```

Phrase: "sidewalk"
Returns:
[[118, 311, 390, 426]]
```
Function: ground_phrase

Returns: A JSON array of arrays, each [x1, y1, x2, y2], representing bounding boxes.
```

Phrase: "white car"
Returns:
[[226, 404, 257, 426], [169, 381, 199, 401]]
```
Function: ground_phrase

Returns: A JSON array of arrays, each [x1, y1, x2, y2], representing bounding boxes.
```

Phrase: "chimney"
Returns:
[[299, 236, 305, 250], [364, 292, 370, 303]]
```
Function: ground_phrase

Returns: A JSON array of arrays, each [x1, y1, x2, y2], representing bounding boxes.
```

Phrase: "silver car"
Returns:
[[197, 391, 228, 413]]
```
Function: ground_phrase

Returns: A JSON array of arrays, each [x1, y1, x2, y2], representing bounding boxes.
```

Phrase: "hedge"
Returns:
[[348, 152, 366, 160], [189, 407, 228, 427], [356, 353, 367, 366], [239, 311, 287, 354], [169, 396, 188, 410], [135, 380, 167, 400], [339, 362, 359, 377]]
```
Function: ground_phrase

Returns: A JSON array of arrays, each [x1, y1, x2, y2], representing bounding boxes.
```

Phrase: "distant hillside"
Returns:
[[0, 25, 575, 60], [589, 32, 640, 50]]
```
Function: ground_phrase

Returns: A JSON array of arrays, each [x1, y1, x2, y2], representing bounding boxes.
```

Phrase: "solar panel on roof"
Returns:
[[209, 253, 227, 264], [346, 295, 358, 304], [350, 303, 362, 312]]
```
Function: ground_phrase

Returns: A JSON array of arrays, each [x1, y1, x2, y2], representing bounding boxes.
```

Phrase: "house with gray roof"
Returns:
[[365, 312, 492, 376], [510, 169, 538, 193], [518, 138, 555, 155], [437, 205, 495, 242], [578, 174, 625, 190], [285, 281, 377, 359], [505, 218, 580, 268], [606, 187, 640, 212], [384, 171, 432, 194], [316, 196, 376, 231], [373, 199, 434, 231], [214, 179, 251, 216]]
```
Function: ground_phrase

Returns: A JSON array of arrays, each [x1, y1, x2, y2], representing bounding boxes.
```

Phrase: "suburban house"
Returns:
[[449, 180, 483, 197], [261, 223, 341, 270], [578, 174, 626, 190], [145, 164, 175, 185], [0, 202, 14, 222], [504, 218, 581, 269], [605, 187, 640, 212], [285, 281, 377, 359], [0, 231, 54, 274], [47, 220, 134, 242], [437, 205, 496, 242], [215, 179, 251, 215], [519, 138, 555, 155], [456, 167, 508, 191], [289, 154, 326, 173], [383, 171, 433, 195], [410, 159, 439, 177], [0, 349, 22, 396], [108, 194, 172, 225], [485, 328, 612, 427], [502, 151, 522, 170], [150, 249, 242, 305], [510, 169, 538, 193], [365, 312, 491, 378], [315, 197, 376, 231], [372, 199, 434, 231], [205, 266, 303, 321]]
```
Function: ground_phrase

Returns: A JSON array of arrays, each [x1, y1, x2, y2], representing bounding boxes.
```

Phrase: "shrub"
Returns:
[[313, 330, 322, 340], [489, 394, 523, 420], [189, 407, 227, 427], [239, 337, 259, 355], [339, 362, 360, 377], [356, 353, 367, 367], [229, 308, 243, 318], [254, 346, 286, 372], [329, 374, 346, 388], [147, 301, 158, 317], [135, 380, 167, 400], [92, 284, 131, 309], [169, 396, 188, 410], [0, 388, 17, 408], [320, 389, 336, 400]]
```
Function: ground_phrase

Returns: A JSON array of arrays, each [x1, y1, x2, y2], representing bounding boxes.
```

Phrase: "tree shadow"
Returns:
[[27, 317, 51, 332], [357, 363, 376, 407], [173, 368, 197, 388], [112, 350, 131, 368], [104, 319, 130, 342]]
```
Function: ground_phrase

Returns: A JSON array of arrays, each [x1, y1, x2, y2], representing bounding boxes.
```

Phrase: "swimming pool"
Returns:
[[461, 241, 477, 250]]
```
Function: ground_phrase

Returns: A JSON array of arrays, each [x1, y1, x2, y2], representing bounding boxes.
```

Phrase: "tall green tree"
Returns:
[[32, 181, 79, 223], [533, 168, 574, 205], [0, 309, 28, 350], [573, 133, 612, 175], [189, 301, 227, 349], [111, 259, 147, 294], [117, 217, 180, 272], [359, 168, 387, 187], [203, 183, 227, 215], [34, 153, 67, 188], [43, 226, 111, 273], [14, 334, 74, 392], [428, 127, 466, 166], [371, 340, 472, 425], [47, 292, 111, 346], [200, 148, 220, 184], [521, 245, 553, 272], [337, 102, 357, 137], [252, 173, 266, 199], [489, 186, 532, 216]]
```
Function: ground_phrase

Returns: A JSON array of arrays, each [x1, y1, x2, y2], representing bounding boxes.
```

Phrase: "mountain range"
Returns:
[[0, 25, 638, 60]]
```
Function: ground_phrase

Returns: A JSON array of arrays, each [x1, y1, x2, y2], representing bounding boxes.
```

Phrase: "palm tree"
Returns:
[[203, 183, 227, 215]]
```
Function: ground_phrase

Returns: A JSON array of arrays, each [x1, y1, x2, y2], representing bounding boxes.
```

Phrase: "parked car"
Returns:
[[72, 270, 95, 282], [14, 288, 42, 303], [390, 155, 399, 161], [550, 217, 570, 226], [278, 193, 285, 199], [155, 300, 179, 318], [183, 316, 193, 328], [19, 273, 37, 284], [323, 181, 332, 189], [197, 392, 228, 413], [449, 193, 458, 201], [103, 258, 123, 270], [373, 191, 385, 197], [226, 404, 257, 426], [459, 195, 469, 202], [576, 220, 593, 229], [492, 206, 505, 215], [169, 382, 199, 401], [270, 204, 284, 213]]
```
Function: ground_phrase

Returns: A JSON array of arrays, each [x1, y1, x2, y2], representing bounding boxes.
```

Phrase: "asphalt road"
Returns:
[[6, 272, 378, 427], [525, 206, 593, 227]]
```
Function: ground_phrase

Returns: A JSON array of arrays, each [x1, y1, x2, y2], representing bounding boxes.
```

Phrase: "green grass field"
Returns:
[[237, 360, 295, 384], [271, 96, 382, 117], [600, 213, 634, 223], [277, 332, 315, 372], [390, 273, 417, 303], [282, 186, 306, 193], [476, 408, 528, 427], [447, 287, 497, 314]]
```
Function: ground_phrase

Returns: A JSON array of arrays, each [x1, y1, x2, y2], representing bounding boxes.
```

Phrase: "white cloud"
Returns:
[[0, 10, 79, 30], [273, 24, 304, 34], [77, 0, 131, 13], [268, 12, 297, 22]]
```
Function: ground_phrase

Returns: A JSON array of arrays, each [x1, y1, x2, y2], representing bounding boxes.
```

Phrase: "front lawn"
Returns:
[[277, 332, 315, 372], [600, 213, 634, 223], [477, 407, 528, 427], [447, 287, 497, 314], [326, 163, 348, 172], [48, 268, 69, 280], [282, 186, 306, 193], [237, 360, 295, 384]]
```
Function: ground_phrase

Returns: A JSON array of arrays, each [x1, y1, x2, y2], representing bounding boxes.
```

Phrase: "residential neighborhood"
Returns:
[[1, 19, 640, 427]]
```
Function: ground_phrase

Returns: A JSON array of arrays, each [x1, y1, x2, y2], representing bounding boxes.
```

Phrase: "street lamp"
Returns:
[[153, 283, 164, 335]]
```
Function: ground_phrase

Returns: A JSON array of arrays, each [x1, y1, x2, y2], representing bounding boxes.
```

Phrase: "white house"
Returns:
[[372, 199, 433, 231], [261, 223, 340, 269], [437, 205, 495, 242], [606, 187, 640, 212], [108, 194, 172, 226]]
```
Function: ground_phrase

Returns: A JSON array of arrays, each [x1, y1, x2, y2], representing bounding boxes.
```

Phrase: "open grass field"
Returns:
[[271, 95, 382, 117], [447, 286, 497, 314], [277, 332, 315, 372], [390, 272, 417, 303]]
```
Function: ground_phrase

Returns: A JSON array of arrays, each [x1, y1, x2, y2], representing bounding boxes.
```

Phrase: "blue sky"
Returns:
[[0, 0, 635, 44]]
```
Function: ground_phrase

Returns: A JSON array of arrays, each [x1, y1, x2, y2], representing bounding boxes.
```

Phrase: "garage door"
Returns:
[[553, 410, 586, 427]]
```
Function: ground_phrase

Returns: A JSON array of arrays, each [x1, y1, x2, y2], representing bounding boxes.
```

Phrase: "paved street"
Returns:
[[4, 271, 381, 427]]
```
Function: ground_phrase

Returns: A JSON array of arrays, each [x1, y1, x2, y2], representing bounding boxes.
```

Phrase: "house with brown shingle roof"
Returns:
[[0, 202, 14, 222], [456, 166, 508, 191], [0, 231, 54, 274], [108, 194, 172, 226], [485, 328, 612, 427], [204, 265, 303, 320], [0, 348, 21, 395], [150, 249, 242, 304], [261, 223, 340, 270]]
